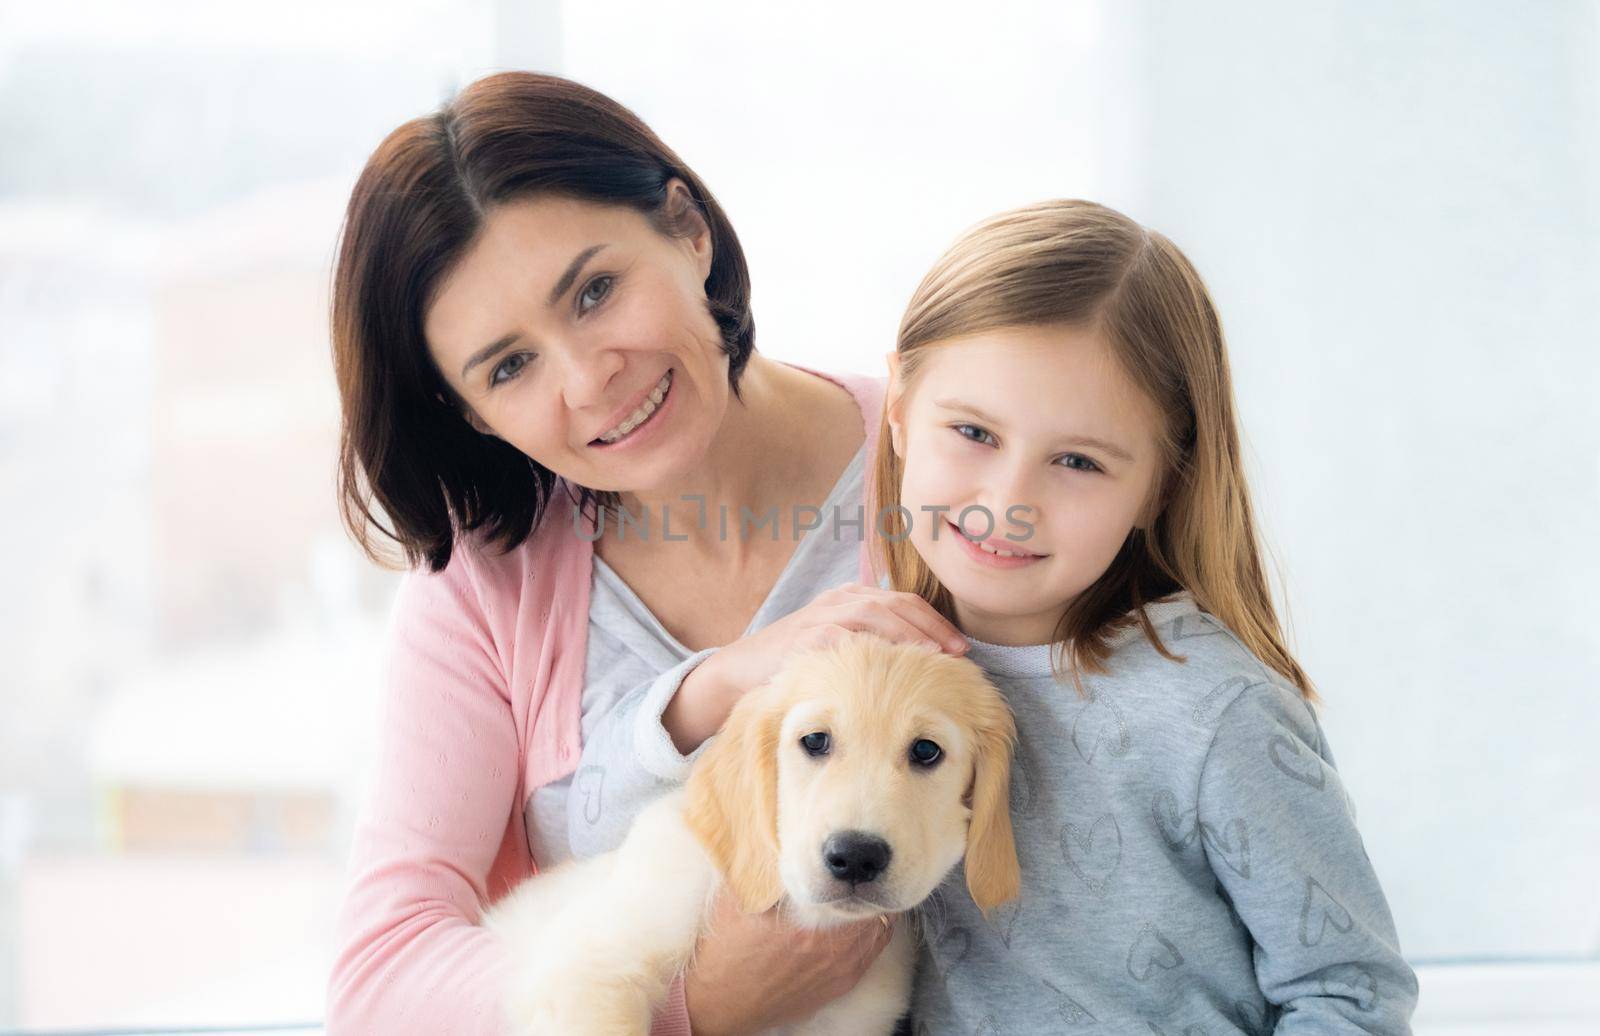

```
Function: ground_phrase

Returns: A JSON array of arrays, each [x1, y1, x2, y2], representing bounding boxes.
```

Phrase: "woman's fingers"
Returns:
[[811, 613, 933, 654], [830, 586, 968, 653]]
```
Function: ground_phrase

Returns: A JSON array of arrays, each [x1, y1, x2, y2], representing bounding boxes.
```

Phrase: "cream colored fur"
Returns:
[[483, 631, 1018, 1035]]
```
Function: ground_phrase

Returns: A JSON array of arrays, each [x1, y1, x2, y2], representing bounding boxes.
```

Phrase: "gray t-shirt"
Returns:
[[910, 592, 1419, 1034], [525, 442, 867, 867]]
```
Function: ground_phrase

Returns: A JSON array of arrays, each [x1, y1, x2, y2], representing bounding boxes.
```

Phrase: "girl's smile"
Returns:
[[886, 324, 1165, 645], [945, 518, 1048, 568]]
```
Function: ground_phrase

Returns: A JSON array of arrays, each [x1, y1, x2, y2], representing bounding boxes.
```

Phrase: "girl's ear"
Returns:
[[884, 352, 907, 458], [1134, 467, 1170, 531], [682, 684, 785, 913]]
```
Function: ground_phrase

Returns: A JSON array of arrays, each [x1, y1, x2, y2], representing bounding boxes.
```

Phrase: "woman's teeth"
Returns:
[[596, 370, 671, 444]]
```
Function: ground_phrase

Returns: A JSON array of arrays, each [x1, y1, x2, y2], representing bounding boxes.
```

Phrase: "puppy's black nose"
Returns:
[[823, 831, 892, 885]]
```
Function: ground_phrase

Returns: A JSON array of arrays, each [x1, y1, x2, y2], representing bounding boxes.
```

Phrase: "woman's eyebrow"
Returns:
[[459, 244, 610, 380], [932, 397, 1134, 462], [547, 243, 608, 305], [462, 332, 519, 380]]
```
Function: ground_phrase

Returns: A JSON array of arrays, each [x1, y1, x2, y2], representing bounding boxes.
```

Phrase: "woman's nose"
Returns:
[[558, 344, 625, 411]]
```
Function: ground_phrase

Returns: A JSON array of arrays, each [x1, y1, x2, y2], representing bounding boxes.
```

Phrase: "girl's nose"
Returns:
[[980, 460, 1038, 526]]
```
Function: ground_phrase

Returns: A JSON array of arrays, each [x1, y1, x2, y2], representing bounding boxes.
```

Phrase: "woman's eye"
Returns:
[[578, 274, 613, 313], [953, 423, 996, 446], [490, 352, 530, 387], [909, 739, 942, 767], [800, 731, 831, 757], [1056, 453, 1102, 473]]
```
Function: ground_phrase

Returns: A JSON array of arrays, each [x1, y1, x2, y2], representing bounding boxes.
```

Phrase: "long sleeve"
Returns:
[[563, 652, 720, 1036], [566, 647, 719, 860], [326, 561, 522, 1035], [1197, 682, 1419, 1033]]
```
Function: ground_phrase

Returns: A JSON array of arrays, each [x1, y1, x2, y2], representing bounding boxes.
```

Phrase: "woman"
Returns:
[[325, 71, 970, 1035]]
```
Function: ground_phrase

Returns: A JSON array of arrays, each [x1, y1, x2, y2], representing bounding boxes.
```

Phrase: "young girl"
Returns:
[[875, 200, 1419, 1034]]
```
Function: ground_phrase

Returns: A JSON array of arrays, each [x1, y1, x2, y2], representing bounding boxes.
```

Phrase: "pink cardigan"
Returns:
[[326, 364, 886, 1035]]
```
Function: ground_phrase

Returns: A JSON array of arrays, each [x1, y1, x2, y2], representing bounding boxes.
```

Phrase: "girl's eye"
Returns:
[[578, 274, 613, 314], [490, 352, 531, 388], [909, 739, 943, 767], [953, 423, 1101, 473], [1056, 454, 1102, 474], [952, 423, 996, 446], [800, 731, 831, 757]]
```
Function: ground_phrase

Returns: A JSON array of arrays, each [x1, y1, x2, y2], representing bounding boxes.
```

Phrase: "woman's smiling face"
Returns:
[[886, 324, 1167, 646], [422, 185, 731, 494]]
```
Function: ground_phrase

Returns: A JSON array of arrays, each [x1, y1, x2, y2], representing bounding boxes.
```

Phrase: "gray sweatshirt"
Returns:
[[553, 445, 1417, 1032], [909, 593, 1419, 1034]]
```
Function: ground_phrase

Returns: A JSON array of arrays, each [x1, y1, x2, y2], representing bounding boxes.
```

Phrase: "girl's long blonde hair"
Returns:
[[872, 199, 1318, 703]]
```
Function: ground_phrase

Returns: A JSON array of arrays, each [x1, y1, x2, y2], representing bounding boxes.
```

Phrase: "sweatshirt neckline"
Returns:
[[960, 591, 1201, 679]]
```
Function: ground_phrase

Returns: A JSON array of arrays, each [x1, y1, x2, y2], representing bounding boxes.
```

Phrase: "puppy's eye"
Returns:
[[800, 731, 831, 757], [909, 739, 943, 767]]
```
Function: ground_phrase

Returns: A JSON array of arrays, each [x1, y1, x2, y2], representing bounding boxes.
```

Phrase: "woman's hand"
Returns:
[[682, 887, 898, 1036], [663, 583, 969, 754]]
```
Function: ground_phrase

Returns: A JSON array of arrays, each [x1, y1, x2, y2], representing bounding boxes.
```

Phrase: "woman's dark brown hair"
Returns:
[[331, 71, 755, 572]]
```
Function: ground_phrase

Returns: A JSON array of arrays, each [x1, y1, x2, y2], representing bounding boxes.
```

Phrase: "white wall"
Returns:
[[1127, 0, 1600, 962], [551, 0, 1600, 965]]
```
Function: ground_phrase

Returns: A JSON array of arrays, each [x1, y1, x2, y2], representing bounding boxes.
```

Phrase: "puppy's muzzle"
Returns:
[[822, 831, 893, 885]]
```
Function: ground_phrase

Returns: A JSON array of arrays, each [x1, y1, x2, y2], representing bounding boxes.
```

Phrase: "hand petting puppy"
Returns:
[[484, 631, 1019, 1036]]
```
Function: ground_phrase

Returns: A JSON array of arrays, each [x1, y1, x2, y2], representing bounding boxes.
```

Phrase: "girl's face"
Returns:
[[885, 325, 1166, 646], [423, 187, 729, 495]]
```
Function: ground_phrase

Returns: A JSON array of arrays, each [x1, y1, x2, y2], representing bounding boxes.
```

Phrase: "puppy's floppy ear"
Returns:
[[683, 682, 786, 914], [964, 693, 1021, 916]]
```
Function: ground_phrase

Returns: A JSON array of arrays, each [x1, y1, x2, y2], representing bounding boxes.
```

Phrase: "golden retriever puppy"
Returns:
[[483, 631, 1019, 1035]]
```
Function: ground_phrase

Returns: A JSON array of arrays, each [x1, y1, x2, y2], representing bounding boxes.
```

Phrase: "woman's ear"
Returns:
[[462, 407, 497, 439], [963, 701, 1021, 916], [435, 389, 498, 440], [663, 177, 714, 282], [682, 683, 785, 914]]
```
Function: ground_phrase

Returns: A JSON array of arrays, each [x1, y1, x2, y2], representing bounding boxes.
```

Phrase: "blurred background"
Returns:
[[0, 0, 1595, 1032]]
